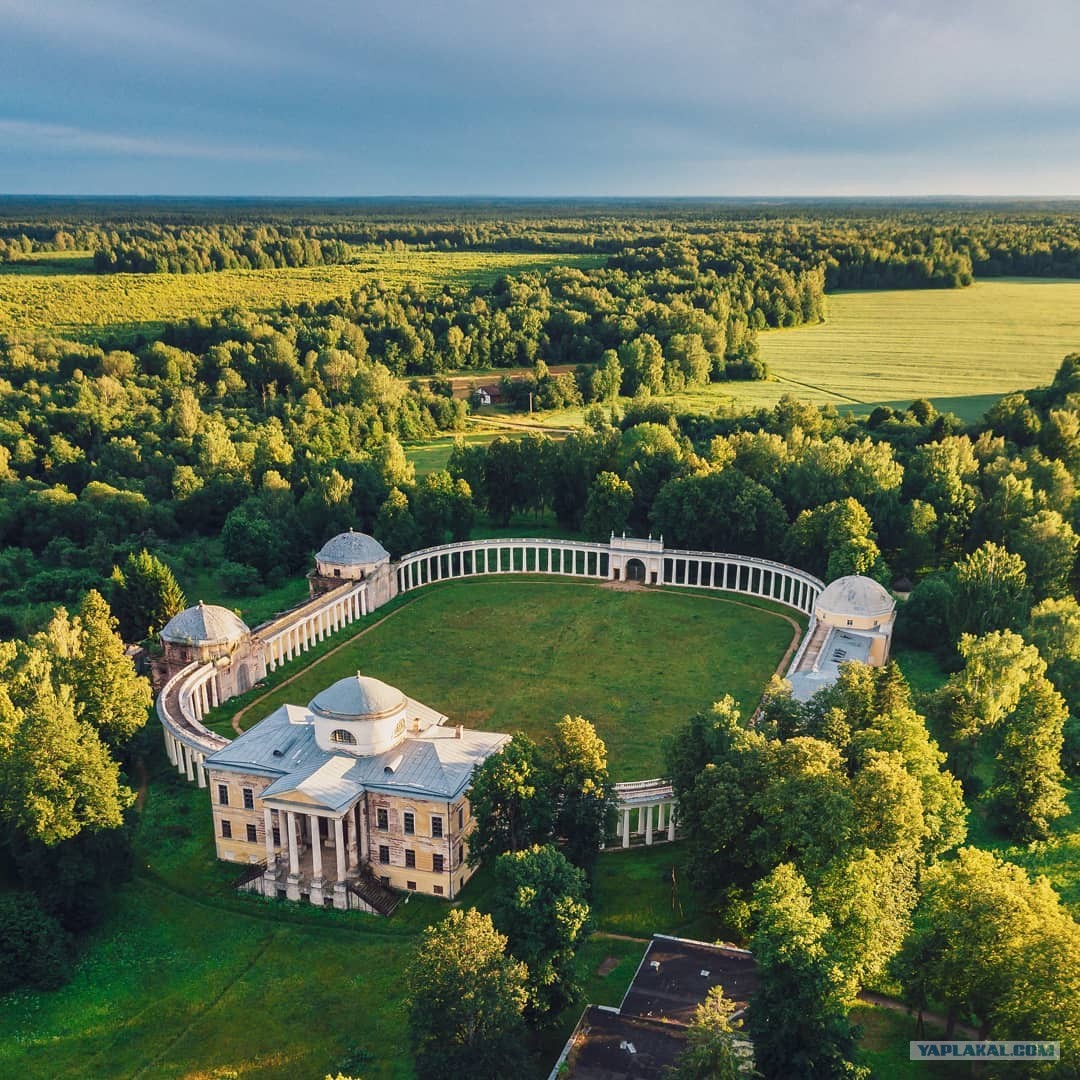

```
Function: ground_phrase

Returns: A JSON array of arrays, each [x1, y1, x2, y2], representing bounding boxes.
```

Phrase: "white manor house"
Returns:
[[155, 530, 895, 913]]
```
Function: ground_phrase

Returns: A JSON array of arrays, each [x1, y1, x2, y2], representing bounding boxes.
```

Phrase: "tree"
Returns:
[[1007, 508, 1078, 600], [0, 645, 133, 846], [1027, 595, 1080, 713], [550, 715, 615, 876], [669, 986, 750, 1080], [467, 737, 553, 866], [48, 591, 152, 750], [747, 865, 867, 1080], [491, 844, 591, 1016], [412, 469, 474, 547], [946, 542, 1031, 642], [372, 487, 419, 559], [783, 498, 885, 581], [109, 548, 186, 641], [581, 471, 633, 542], [895, 848, 1080, 1060], [989, 673, 1069, 841], [406, 908, 529, 1080], [590, 348, 623, 401]]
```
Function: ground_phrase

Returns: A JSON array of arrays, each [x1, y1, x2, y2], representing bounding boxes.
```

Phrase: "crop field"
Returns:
[[757, 279, 1080, 419], [234, 578, 799, 780], [0, 251, 602, 343]]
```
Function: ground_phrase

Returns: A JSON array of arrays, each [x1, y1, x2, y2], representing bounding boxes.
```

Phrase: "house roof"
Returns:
[[315, 529, 389, 567], [205, 701, 509, 811], [161, 601, 249, 646]]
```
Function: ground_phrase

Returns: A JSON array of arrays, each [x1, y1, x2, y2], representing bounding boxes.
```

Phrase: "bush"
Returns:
[[220, 560, 262, 595], [0, 892, 71, 993]]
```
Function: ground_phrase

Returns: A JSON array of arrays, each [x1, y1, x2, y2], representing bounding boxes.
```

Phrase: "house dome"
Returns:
[[309, 674, 407, 722], [160, 602, 250, 647], [816, 575, 894, 619], [315, 530, 389, 568]]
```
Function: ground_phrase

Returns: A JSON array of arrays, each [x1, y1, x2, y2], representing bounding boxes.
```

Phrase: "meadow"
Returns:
[[0, 251, 602, 343], [228, 578, 799, 780]]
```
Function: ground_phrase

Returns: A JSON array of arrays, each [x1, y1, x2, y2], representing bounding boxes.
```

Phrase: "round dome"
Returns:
[[816, 575, 894, 619], [309, 673, 406, 722], [315, 529, 389, 567], [161, 602, 249, 646]]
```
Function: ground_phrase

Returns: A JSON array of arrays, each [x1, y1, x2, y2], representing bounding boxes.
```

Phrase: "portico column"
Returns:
[[360, 588, 367, 616], [622, 807, 631, 848], [347, 815, 359, 866], [264, 807, 275, 864], [638, 805, 648, 836], [334, 817, 346, 881], [286, 812, 300, 877], [195, 752, 206, 788], [645, 805, 654, 845], [210, 677, 219, 708], [309, 814, 323, 879], [656, 803, 665, 830], [667, 805, 676, 842]]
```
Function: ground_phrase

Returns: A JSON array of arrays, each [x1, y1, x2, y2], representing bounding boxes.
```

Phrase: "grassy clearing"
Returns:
[[852, 1005, 953, 1078], [232, 578, 796, 780], [0, 251, 602, 343]]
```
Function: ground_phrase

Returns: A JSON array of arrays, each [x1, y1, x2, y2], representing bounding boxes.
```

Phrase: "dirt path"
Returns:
[[857, 990, 980, 1039], [230, 599, 420, 734]]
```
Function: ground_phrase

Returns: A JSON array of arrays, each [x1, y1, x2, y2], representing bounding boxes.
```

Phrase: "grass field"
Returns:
[[230, 578, 798, 780], [0, 251, 602, 343]]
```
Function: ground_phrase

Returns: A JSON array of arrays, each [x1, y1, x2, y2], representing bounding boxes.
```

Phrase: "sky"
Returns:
[[1, 0, 1079, 197]]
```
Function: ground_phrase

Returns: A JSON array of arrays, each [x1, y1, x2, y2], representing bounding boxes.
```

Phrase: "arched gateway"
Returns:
[[156, 531, 895, 906]]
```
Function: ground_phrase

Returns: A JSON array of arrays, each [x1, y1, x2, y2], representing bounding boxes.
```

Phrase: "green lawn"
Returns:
[[852, 1005, 953, 1078], [0, 251, 601, 343], [232, 578, 798, 780]]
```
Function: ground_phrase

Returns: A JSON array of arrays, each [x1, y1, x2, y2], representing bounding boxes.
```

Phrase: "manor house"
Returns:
[[203, 673, 509, 914]]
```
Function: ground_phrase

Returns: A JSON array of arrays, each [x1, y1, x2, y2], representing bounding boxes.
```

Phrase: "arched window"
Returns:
[[330, 728, 357, 745]]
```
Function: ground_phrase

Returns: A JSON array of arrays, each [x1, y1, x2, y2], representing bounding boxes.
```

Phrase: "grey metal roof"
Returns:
[[816, 575, 894, 618], [309, 674, 406, 721], [205, 702, 509, 810], [789, 628, 875, 702], [161, 602, 249, 646], [315, 529, 389, 567]]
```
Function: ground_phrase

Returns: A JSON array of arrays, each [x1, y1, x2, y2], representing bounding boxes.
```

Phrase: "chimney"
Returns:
[[455, 723, 463, 739]]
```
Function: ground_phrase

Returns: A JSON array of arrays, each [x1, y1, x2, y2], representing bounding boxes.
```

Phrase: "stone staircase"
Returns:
[[347, 873, 401, 917]]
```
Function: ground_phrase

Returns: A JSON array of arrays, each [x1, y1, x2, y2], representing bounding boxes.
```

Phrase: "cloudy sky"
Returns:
[[2, 0, 1078, 196]]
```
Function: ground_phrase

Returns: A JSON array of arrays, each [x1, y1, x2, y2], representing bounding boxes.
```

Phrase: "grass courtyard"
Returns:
[[231, 577, 800, 780]]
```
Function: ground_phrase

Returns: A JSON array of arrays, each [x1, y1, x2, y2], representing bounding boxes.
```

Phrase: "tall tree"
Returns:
[[581, 471, 633, 542], [550, 715, 616, 876], [491, 844, 591, 1016], [467, 737, 553, 867], [406, 908, 529, 1080], [669, 987, 750, 1080], [109, 548, 186, 641]]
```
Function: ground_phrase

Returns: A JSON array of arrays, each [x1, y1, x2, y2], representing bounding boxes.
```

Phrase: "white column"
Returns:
[[656, 803, 665, 830], [309, 814, 323, 879], [183, 743, 194, 781], [622, 807, 631, 848], [195, 752, 206, 788], [264, 807, 275, 863], [334, 817, 346, 881], [645, 805, 654, 845], [360, 588, 367, 616], [638, 805, 648, 836], [209, 677, 219, 708], [667, 806, 676, 842], [176, 738, 185, 775], [347, 814, 359, 866], [287, 812, 299, 877], [164, 729, 175, 764]]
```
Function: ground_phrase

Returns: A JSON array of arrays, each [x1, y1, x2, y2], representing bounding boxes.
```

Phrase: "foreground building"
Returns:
[[204, 673, 509, 913]]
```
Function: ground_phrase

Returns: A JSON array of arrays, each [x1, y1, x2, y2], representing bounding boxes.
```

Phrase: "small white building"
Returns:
[[309, 529, 396, 608]]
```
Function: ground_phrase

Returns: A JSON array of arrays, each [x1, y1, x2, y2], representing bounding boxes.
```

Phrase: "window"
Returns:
[[242, 788, 254, 810], [333, 568, 341, 577], [379, 845, 390, 864], [272, 826, 280, 846], [221, 819, 232, 839], [246, 823, 257, 843], [376, 808, 388, 830], [403, 811, 415, 835], [407, 881, 416, 891], [432, 853, 444, 873], [457, 843, 463, 867], [331, 729, 357, 745], [433, 885, 444, 895], [405, 850, 416, 869], [431, 816, 443, 838], [380, 876, 390, 888], [217, 784, 229, 806], [846, 619, 854, 626]]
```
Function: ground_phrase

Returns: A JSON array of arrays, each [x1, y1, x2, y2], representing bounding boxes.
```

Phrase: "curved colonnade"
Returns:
[[157, 537, 824, 848]]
